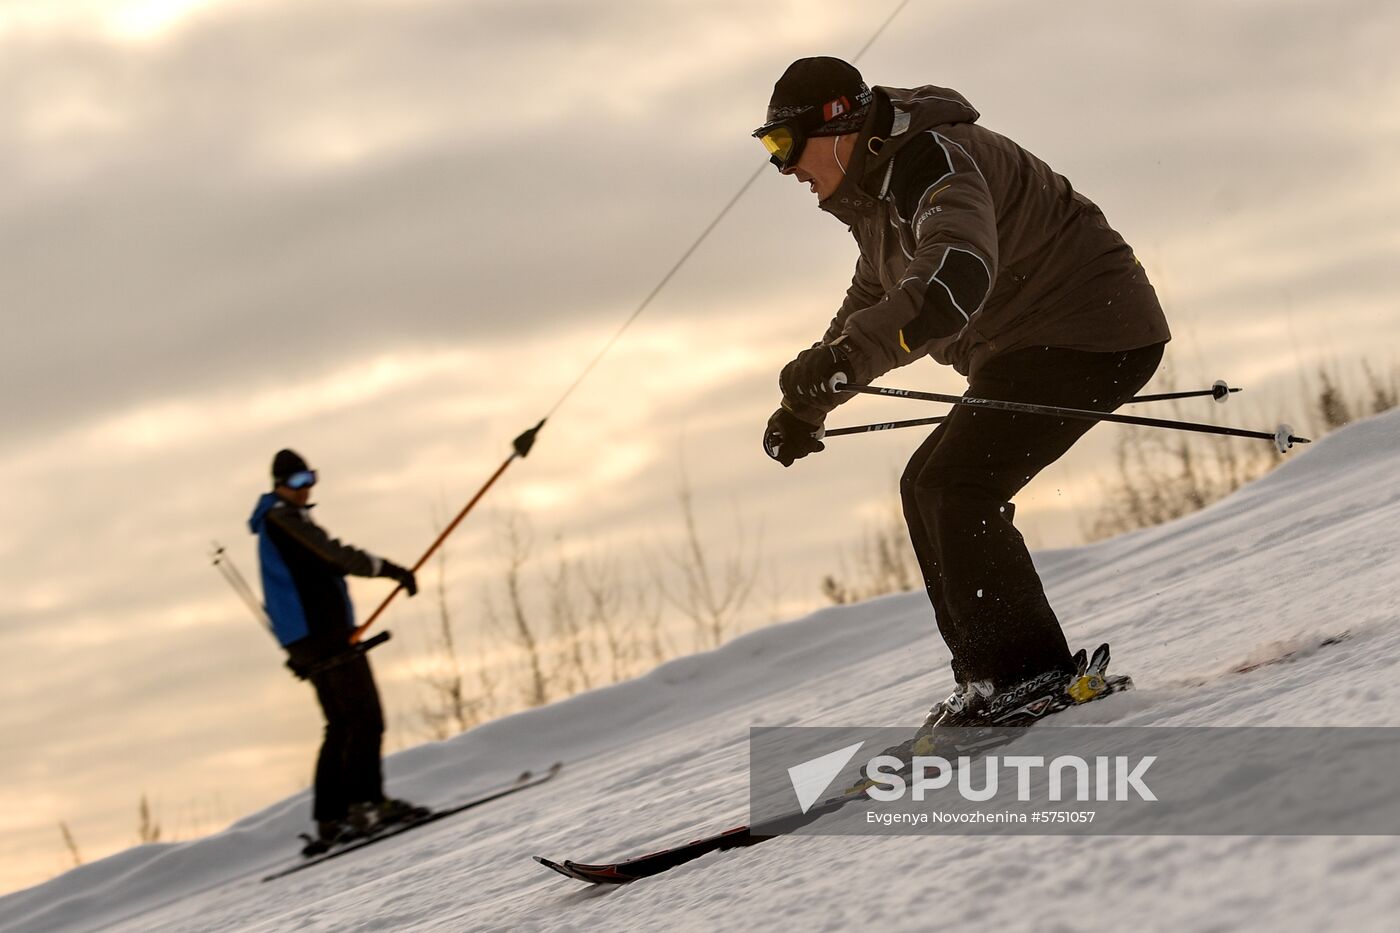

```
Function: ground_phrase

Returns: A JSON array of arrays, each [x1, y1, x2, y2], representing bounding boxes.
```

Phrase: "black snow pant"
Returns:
[[308, 653, 386, 823], [900, 342, 1165, 687]]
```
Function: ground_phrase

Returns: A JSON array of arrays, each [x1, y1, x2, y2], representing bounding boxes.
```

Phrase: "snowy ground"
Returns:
[[5, 411, 1400, 933]]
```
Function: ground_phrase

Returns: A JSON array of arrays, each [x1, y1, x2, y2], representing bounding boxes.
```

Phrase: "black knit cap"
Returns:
[[763, 56, 873, 135], [271, 448, 309, 487]]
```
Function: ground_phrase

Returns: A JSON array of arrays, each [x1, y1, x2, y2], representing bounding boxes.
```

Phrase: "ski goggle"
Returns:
[[753, 119, 810, 171], [283, 469, 317, 490], [753, 92, 867, 171]]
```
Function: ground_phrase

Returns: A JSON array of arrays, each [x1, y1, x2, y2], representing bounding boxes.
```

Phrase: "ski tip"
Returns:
[[534, 855, 625, 884], [534, 855, 578, 880]]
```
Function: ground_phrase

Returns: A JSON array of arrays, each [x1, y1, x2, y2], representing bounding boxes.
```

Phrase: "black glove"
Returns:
[[284, 651, 312, 680], [380, 560, 418, 597], [763, 407, 825, 467], [284, 636, 340, 680], [779, 344, 852, 405]]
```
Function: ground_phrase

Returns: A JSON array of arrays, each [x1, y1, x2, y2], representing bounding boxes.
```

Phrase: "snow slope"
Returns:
[[5, 411, 1400, 933]]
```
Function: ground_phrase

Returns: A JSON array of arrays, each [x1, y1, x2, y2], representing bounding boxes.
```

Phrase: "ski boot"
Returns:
[[372, 797, 432, 827], [961, 643, 1131, 727], [849, 644, 1131, 793], [299, 811, 371, 857]]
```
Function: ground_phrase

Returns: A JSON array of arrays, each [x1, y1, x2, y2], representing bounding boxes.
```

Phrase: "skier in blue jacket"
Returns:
[[249, 449, 426, 854]]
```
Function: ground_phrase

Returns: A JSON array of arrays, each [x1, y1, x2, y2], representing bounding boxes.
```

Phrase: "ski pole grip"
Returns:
[[357, 630, 392, 654]]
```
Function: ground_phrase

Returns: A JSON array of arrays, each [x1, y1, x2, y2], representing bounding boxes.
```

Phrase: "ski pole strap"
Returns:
[[293, 631, 393, 680], [840, 384, 1311, 451]]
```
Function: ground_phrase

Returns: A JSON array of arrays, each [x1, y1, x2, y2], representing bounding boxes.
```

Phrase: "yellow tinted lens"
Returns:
[[760, 126, 794, 161]]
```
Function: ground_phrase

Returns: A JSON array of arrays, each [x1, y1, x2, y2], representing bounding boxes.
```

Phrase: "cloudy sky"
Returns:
[[3, 0, 1397, 894]]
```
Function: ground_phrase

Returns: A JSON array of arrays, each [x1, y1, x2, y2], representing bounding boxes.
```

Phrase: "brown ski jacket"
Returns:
[[784, 85, 1170, 423]]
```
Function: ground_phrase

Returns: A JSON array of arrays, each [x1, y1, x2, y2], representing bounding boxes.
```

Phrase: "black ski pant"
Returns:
[[900, 342, 1165, 687], [308, 652, 386, 823]]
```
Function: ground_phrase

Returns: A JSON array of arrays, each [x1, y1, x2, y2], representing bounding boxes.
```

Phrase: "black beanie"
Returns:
[[271, 449, 309, 487], [764, 56, 873, 135]]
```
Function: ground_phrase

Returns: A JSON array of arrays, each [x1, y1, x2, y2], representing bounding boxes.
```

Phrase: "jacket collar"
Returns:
[[818, 94, 894, 225], [817, 85, 981, 225]]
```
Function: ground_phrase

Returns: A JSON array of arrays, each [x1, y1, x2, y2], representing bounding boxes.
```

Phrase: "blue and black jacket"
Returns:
[[248, 492, 386, 659]]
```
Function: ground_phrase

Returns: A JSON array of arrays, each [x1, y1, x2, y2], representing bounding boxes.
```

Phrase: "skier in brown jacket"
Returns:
[[757, 57, 1170, 729]]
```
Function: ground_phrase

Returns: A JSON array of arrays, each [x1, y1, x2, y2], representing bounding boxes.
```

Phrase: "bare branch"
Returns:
[[656, 463, 761, 650], [59, 822, 83, 867]]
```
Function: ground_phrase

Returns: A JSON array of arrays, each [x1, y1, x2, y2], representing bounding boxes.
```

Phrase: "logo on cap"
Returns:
[[823, 96, 851, 121]]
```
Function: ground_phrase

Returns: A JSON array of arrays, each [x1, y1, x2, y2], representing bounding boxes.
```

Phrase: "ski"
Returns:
[[536, 825, 768, 884], [534, 656, 1133, 885], [537, 631, 1361, 885], [263, 762, 562, 882], [532, 688, 1134, 885]]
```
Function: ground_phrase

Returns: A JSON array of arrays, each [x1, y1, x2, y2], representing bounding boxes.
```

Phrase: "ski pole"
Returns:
[[824, 416, 948, 437], [826, 381, 1241, 438], [348, 419, 546, 645], [1128, 379, 1239, 404], [836, 382, 1310, 453], [211, 542, 271, 628]]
